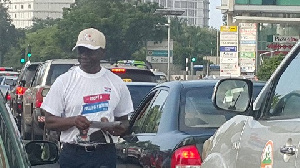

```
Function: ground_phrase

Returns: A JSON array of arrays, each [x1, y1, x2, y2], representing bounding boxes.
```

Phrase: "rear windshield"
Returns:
[[111, 69, 156, 82], [127, 85, 155, 109], [46, 64, 74, 85], [22, 64, 40, 87], [180, 84, 264, 131]]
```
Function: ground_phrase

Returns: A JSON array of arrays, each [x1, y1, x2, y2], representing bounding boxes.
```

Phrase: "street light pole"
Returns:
[[167, 15, 171, 81], [155, 9, 185, 81]]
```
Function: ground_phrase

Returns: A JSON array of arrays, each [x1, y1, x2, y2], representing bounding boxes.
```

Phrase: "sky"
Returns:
[[209, 0, 223, 29]]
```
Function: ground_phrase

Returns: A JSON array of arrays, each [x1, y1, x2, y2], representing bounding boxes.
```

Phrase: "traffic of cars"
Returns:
[[0, 57, 270, 167]]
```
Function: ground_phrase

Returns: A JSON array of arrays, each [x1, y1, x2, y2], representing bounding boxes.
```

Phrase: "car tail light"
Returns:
[[111, 68, 126, 73], [171, 145, 202, 168], [6, 93, 11, 101], [16, 86, 26, 95], [35, 87, 44, 108], [18, 104, 22, 110]]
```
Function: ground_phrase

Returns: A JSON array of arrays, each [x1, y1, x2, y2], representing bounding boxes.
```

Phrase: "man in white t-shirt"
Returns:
[[41, 28, 134, 168]]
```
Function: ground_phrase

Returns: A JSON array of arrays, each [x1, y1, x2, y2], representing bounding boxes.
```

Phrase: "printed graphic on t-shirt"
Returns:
[[104, 87, 111, 92], [77, 93, 111, 143], [81, 93, 110, 115]]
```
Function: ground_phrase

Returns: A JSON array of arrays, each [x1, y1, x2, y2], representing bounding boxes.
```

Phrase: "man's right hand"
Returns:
[[74, 116, 91, 130]]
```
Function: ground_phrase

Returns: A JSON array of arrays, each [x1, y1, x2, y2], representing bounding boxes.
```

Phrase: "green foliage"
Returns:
[[3, 0, 217, 70], [0, 4, 24, 64], [56, 0, 165, 61], [173, 25, 217, 69], [257, 55, 284, 81]]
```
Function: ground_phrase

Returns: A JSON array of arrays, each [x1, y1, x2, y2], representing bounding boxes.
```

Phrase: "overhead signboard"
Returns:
[[146, 56, 173, 64], [146, 40, 173, 64]]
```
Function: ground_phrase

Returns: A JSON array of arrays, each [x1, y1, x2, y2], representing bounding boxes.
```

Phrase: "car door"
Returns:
[[23, 63, 46, 129], [122, 88, 169, 167], [236, 49, 300, 167]]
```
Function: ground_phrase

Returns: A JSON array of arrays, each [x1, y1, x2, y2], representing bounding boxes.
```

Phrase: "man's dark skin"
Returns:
[[45, 46, 129, 136]]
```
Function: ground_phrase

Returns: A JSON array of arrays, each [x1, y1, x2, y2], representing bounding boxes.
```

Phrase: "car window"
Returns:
[[133, 90, 168, 133], [127, 85, 155, 109], [32, 63, 47, 86], [46, 64, 74, 85], [182, 86, 229, 129], [267, 52, 300, 119], [110, 68, 156, 82], [22, 64, 40, 87]]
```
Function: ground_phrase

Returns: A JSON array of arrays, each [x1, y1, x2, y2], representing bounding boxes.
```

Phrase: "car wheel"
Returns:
[[21, 118, 30, 140]]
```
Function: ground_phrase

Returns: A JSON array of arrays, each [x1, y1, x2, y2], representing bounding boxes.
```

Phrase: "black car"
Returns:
[[116, 80, 265, 167]]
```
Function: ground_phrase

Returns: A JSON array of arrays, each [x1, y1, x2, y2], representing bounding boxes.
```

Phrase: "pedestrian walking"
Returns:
[[41, 28, 134, 168]]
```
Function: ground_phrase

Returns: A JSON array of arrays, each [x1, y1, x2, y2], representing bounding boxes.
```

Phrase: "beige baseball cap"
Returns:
[[72, 28, 106, 51]]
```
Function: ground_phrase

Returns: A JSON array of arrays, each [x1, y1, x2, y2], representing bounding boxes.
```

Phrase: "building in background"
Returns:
[[218, 0, 300, 76], [140, 0, 209, 27], [0, 0, 75, 28]]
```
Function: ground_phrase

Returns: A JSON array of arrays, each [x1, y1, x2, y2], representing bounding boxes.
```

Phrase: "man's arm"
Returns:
[[45, 112, 91, 131]]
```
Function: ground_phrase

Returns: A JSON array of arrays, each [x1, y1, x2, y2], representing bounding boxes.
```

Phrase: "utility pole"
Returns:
[[185, 58, 189, 80], [216, 30, 219, 65], [191, 61, 194, 80]]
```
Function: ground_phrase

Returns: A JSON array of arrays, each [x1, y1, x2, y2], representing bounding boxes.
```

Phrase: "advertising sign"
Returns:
[[220, 46, 237, 52], [220, 26, 239, 76], [239, 23, 257, 73], [220, 41, 238, 46], [220, 63, 240, 77]]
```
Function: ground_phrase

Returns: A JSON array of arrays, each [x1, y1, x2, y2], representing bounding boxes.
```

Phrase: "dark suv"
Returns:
[[22, 59, 78, 140], [10, 62, 41, 130]]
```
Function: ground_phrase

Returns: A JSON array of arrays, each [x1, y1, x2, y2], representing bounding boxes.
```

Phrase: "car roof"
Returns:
[[125, 82, 157, 86], [45, 59, 79, 64], [152, 71, 166, 76], [158, 80, 218, 88], [158, 79, 266, 88]]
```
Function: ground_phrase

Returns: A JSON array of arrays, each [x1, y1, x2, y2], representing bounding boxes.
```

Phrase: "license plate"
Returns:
[[123, 79, 132, 82], [38, 116, 45, 122]]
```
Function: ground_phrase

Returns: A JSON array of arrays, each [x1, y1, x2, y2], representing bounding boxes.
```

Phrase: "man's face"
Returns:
[[77, 46, 105, 67]]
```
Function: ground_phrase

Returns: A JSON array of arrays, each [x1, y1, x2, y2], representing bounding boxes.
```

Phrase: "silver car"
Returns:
[[201, 41, 300, 167]]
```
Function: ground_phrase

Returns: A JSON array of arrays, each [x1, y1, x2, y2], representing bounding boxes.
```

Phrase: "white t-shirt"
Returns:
[[41, 66, 134, 144]]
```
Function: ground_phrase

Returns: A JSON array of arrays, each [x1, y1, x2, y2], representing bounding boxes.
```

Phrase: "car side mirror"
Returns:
[[25, 141, 59, 166], [212, 78, 253, 113]]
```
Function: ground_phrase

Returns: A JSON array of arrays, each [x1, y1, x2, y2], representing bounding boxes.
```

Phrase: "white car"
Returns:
[[201, 41, 300, 167]]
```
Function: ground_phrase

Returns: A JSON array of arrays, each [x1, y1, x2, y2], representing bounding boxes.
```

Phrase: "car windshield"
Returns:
[[46, 64, 74, 85], [181, 84, 264, 130], [127, 85, 155, 109]]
